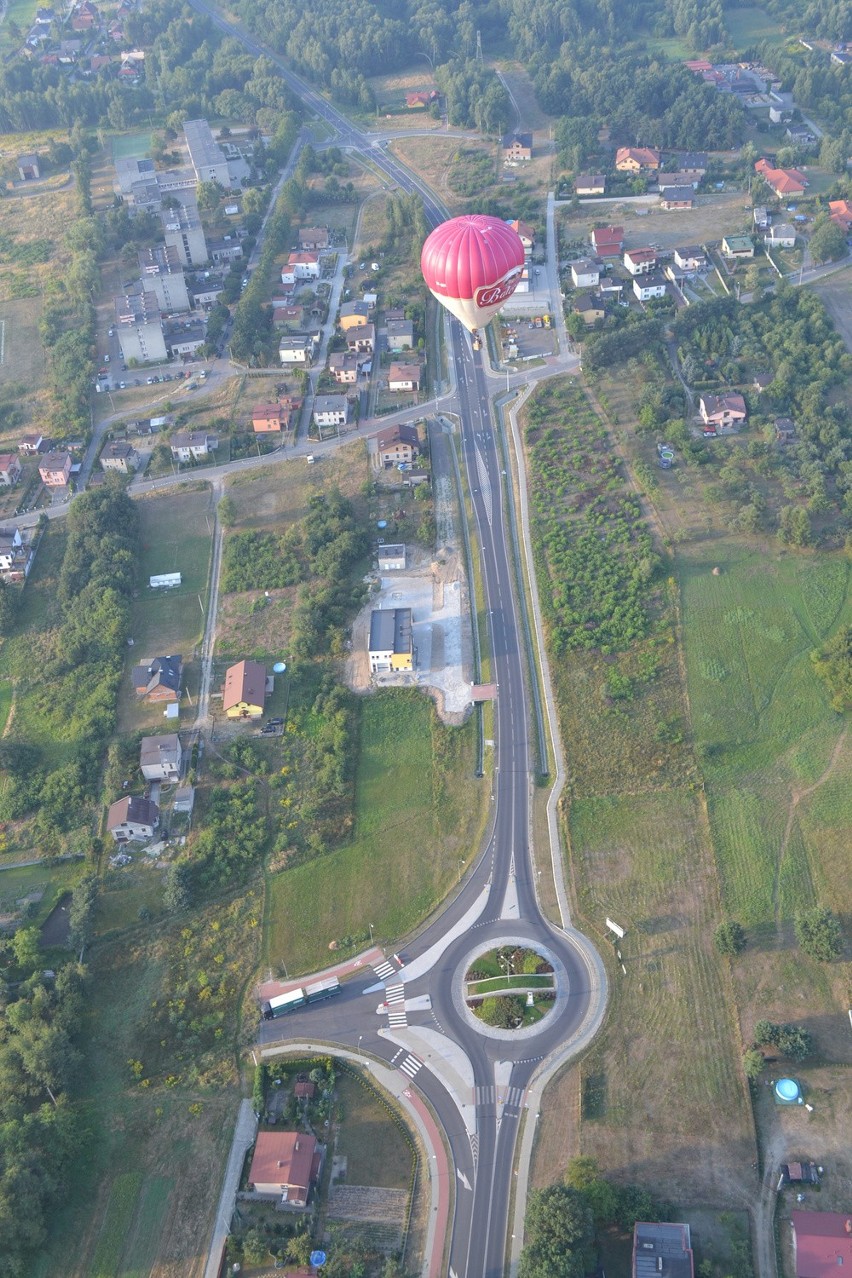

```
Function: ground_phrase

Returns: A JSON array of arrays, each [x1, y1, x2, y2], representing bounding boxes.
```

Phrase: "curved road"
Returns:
[[185, 3, 608, 1272]]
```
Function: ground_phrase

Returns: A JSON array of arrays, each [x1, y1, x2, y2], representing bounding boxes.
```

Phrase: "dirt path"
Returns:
[[772, 725, 848, 929]]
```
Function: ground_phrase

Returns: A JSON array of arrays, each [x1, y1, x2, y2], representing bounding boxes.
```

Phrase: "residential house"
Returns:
[[338, 300, 371, 331], [378, 544, 406, 571], [167, 324, 205, 359], [279, 335, 314, 366], [132, 655, 182, 702], [18, 434, 44, 455], [700, 393, 748, 430], [765, 223, 796, 248], [277, 396, 303, 430], [386, 319, 414, 351], [659, 185, 695, 210], [100, 441, 140, 474], [790, 1211, 852, 1278], [38, 451, 71, 487], [633, 272, 667, 302], [753, 206, 770, 230], [775, 417, 796, 443], [369, 608, 413, 672], [107, 795, 160, 843], [405, 89, 437, 109], [70, 1, 98, 31], [829, 199, 852, 231], [502, 132, 533, 162], [252, 405, 284, 433], [0, 454, 21, 486], [721, 234, 754, 258], [384, 308, 405, 323], [346, 323, 375, 354], [328, 352, 368, 384], [633, 1222, 694, 1278], [139, 734, 183, 782], [591, 226, 624, 257], [170, 431, 218, 462], [573, 293, 605, 324], [753, 373, 773, 393], [313, 396, 349, 429], [293, 1080, 317, 1099], [248, 1131, 320, 1205], [624, 247, 657, 275], [387, 363, 421, 392], [0, 528, 30, 583], [656, 170, 702, 190], [599, 276, 624, 298], [786, 124, 817, 146], [571, 260, 600, 288], [671, 151, 708, 173], [280, 252, 320, 286], [574, 174, 606, 195], [507, 219, 535, 252], [17, 154, 41, 181], [273, 304, 306, 329], [376, 423, 419, 468], [831, 49, 852, 65], [768, 103, 789, 124], [223, 659, 268, 719], [673, 245, 707, 272], [298, 227, 329, 250], [615, 146, 661, 172], [754, 158, 808, 197]]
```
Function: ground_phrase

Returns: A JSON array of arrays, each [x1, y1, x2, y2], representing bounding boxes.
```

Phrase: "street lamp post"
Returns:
[[369, 922, 374, 946]]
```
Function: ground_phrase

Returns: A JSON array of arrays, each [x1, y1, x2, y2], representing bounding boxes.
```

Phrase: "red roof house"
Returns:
[[754, 158, 808, 197], [248, 1131, 320, 1205], [591, 225, 624, 256], [829, 199, 852, 230], [791, 1212, 852, 1278]]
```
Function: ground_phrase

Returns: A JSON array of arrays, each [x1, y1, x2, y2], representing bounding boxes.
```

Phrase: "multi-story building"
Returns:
[[115, 289, 167, 365]]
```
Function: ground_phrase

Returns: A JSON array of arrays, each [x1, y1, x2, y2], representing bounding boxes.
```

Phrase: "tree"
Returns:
[[478, 995, 524, 1028], [163, 861, 191, 912], [714, 920, 746, 956], [753, 1020, 813, 1061], [743, 1049, 765, 1080], [519, 1184, 595, 1278], [811, 625, 852, 710], [195, 180, 223, 214], [68, 874, 99, 953], [564, 1156, 618, 1224], [809, 219, 847, 264], [12, 926, 41, 970], [794, 905, 843, 962], [242, 1227, 270, 1265]]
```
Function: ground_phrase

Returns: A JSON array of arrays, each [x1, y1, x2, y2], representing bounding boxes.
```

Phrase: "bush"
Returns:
[[794, 905, 843, 963], [753, 1020, 813, 1061], [714, 920, 746, 956]]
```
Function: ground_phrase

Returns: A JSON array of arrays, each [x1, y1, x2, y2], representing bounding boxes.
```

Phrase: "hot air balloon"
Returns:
[[421, 215, 525, 348]]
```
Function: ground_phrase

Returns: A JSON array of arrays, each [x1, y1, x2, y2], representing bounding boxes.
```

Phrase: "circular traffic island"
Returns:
[[465, 945, 556, 1031]]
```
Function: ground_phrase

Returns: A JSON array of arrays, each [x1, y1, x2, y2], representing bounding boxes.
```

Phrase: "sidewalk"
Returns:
[[256, 944, 388, 1002], [203, 1098, 257, 1278]]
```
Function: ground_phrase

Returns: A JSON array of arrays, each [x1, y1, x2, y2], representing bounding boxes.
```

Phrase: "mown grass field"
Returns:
[[118, 487, 215, 732], [335, 1069, 415, 1188], [677, 542, 852, 1062], [724, 5, 786, 49], [264, 690, 488, 973]]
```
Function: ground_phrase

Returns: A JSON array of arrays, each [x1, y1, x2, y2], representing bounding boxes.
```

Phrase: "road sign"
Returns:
[[606, 917, 625, 939]]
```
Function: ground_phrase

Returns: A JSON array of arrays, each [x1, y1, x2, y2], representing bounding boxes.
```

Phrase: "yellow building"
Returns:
[[368, 608, 413, 673], [223, 659, 267, 718]]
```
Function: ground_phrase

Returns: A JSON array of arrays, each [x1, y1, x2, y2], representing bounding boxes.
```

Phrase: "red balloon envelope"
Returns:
[[421, 214, 526, 334]]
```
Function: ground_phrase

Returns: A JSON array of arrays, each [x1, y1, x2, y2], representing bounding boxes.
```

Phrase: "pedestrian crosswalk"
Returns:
[[385, 983, 405, 1003], [475, 1085, 525, 1109], [373, 959, 396, 981], [399, 1054, 422, 1079], [388, 1008, 408, 1028]]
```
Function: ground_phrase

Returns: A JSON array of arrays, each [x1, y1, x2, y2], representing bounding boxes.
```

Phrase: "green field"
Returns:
[[0, 678, 12, 734], [90, 1173, 144, 1278], [724, 5, 785, 48], [677, 545, 852, 929], [0, 858, 82, 925], [0, 0, 38, 54], [264, 690, 488, 973], [111, 133, 154, 162]]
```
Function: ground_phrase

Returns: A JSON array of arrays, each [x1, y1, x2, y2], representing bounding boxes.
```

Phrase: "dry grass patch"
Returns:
[[224, 443, 368, 531], [559, 190, 750, 254], [812, 266, 852, 356], [388, 136, 495, 214]]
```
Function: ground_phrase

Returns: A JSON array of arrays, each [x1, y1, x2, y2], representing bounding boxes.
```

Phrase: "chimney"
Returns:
[[277, 1160, 283, 1167], [295, 1139, 300, 1151], [845, 1220, 852, 1234]]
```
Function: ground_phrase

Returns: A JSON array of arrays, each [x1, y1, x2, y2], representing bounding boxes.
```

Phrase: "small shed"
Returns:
[[17, 154, 41, 181], [173, 786, 195, 814], [378, 544, 406, 571]]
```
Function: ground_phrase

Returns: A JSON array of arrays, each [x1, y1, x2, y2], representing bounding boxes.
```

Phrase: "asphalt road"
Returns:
[[184, 4, 605, 1272]]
